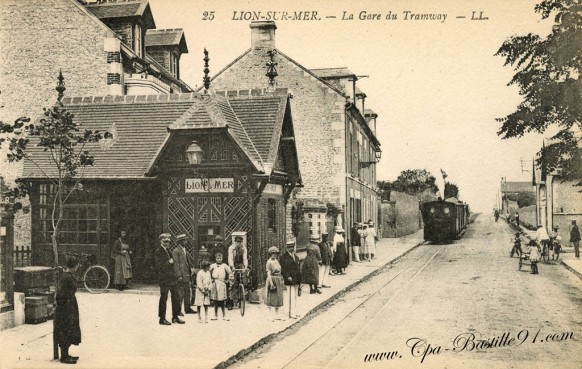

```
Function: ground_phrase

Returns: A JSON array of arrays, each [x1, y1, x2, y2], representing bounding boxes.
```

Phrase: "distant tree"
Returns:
[[440, 169, 460, 199], [377, 180, 393, 201], [495, 0, 582, 183], [517, 192, 536, 208], [389, 169, 439, 197], [444, 182, 460, 199]]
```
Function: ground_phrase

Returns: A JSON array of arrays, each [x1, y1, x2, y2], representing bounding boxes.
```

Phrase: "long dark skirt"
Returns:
[[334, 242, 348, 269]]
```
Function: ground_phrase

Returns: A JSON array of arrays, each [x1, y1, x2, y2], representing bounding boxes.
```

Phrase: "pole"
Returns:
[[53, 268, 59, 360]]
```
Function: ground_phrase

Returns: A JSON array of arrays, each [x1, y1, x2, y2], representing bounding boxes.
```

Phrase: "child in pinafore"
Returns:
[[195, 260, 212, 323], [210, 252, 232, 321], [527, 240, 540, 274], [265, 246, 286, 321]]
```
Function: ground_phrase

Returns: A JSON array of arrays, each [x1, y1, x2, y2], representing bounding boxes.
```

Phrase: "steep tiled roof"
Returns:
[[228, 94, 287, 173], [85, 0, 148, 19], [22, 93, 290, 179], [311, 67, 356, 79], [501, 181, 534, 193], [145, 29, 188, 53]]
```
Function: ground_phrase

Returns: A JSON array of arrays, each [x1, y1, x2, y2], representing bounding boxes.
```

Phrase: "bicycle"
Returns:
[[540, 241, 550, 264], [231, 268, 249, 316], [67, 253, 111, 293]]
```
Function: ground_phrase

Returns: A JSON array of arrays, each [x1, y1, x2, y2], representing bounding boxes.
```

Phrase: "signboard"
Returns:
[[185, 178, 234, 193], [263, 183, 283, 195]]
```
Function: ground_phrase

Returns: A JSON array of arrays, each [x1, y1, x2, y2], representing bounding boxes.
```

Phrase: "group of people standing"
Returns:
[[156, 233, 250, 325], [350, 220, 378, 262]]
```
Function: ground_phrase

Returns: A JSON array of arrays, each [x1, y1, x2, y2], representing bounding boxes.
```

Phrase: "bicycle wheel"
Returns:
[[239, 284, 245, 317], [84, 265, 110, 293]]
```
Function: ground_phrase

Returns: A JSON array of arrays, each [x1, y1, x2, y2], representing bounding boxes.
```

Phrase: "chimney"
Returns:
[[250, 21, 276, 52]]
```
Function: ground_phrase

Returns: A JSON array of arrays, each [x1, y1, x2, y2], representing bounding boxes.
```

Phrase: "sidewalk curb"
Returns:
[[213, 239, 426, 369], [560, 260, 582, 280]]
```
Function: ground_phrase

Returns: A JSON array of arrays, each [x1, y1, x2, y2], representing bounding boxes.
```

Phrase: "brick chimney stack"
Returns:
[[250, 21, 276, 52]]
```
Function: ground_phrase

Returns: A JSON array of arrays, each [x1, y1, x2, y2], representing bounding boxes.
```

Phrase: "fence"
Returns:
[[13, 245, 32, 267]]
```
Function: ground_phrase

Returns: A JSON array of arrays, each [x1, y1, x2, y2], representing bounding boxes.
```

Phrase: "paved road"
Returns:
[[230, 216, 582, 369]]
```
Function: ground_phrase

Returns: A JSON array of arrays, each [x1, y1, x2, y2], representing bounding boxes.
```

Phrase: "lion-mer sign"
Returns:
[[185, 178, 234, 193]]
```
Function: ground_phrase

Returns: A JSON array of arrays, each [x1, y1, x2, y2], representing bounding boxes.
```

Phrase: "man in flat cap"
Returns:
[[172, 234, 196, 315], [228, 235, 248, 308], [155, 233, 184, 325]]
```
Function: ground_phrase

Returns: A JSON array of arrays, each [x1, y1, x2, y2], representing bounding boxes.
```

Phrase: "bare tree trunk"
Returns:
[[51, 190, 63, 360]]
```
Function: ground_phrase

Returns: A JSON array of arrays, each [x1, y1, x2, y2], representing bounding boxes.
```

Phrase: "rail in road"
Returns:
[[229, 243, 447, 369], [229, 216, 582, 369]]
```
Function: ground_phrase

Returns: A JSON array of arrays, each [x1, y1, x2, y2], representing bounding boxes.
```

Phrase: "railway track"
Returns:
[[229, 243, 448, 369]]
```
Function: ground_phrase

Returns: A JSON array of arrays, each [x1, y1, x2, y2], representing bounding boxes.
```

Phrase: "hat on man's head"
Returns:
[[310, 234, 320, 242], [235, 235, 244, 242], [368, 221, 375, 226], [176, 234, 187, 242], [335, 226, 344, 233], [159, 233, 171, 240], [214, 235, 224, 242]]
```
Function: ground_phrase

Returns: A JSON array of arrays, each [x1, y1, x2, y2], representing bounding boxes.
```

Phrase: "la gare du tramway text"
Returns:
[[230, 10, 451, 22]]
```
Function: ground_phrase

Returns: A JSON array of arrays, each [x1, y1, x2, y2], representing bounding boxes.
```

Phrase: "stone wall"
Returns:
[[380, 191, 421, 238], [210, 50, 346, 207], [0, 0, 115, 249]]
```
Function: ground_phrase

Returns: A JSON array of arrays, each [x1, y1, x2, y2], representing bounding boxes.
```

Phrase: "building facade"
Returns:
[[22, 91, 301, 285], [208, 21, 381, 245]]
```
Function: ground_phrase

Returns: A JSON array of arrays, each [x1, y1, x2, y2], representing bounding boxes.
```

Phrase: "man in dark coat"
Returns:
[[302, 235, 322, 294], [55, 256, 81, 364], [156, 233, 184, 325], [570, 220, 580, 259], [281, 242, 302, 318], [350, 222, 361, 262], [173, 234, 195, 315]]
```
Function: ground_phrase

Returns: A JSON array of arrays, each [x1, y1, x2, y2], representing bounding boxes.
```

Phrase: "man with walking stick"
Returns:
[[281, 241, 302, 319]]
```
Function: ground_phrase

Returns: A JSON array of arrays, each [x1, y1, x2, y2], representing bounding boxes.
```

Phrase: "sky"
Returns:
[[148, 0, 555, 212]]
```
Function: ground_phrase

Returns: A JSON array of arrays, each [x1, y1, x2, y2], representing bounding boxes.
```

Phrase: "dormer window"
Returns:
[[171, 51, 179, 79], [134, 24, 143, 58]]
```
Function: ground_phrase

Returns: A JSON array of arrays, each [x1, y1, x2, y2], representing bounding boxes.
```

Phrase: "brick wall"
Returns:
[[105, 19, 133, 50], [146, 48, 171, 72], [210, 49, 345, 206], [0, 0, 114, 249]]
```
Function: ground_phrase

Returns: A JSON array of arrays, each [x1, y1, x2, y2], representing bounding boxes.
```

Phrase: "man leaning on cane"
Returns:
[[281, 242, 301, 319]]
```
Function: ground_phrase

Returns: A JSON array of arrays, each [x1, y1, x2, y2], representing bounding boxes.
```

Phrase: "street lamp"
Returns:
[[359, 148, 382, 168], [186, 141, 203, 165]]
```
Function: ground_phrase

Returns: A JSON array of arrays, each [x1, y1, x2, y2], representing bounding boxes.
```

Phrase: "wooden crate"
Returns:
[[14, 266, 54, 291]]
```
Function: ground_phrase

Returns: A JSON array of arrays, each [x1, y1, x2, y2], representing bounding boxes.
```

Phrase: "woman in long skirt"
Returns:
[[365, 222, 377, 259], [265, 246, 285, 321], [111, 230, 132, 290]]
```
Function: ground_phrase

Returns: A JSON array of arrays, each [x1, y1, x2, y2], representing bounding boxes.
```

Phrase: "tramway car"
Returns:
[[421, 198, 470, 243]]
